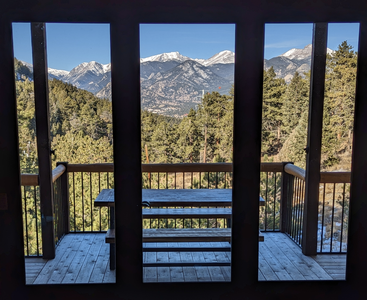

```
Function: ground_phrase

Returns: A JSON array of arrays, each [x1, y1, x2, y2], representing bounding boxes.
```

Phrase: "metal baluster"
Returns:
[[273, 172, 277, 231], [23, 186, 29, 256], [320, 183, 326, 252], [330, 183, 336, 252], [340, 183, 346, 252], [81, 172, 84, 232], [99, 172, 101, 231], [265, 172, 268, 231], [90, 172, 93, 232], [72, 172, 76, 232], [34, 186, 40, 256]]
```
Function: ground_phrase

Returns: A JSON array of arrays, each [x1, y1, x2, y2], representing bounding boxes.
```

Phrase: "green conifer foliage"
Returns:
[[282, 71, 309, 138], [322, 41, 357, 169], [176, 108, 202, 163], [262, 67, 286, 156]]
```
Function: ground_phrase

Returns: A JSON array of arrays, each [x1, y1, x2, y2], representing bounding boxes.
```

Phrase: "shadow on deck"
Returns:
[[25, 232, 346, 284]]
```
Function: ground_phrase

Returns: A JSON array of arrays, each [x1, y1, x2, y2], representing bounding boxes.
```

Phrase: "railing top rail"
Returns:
[[52, 164, 66, 183], [68, 163, 113, 172], [20, 163, 352, 185], [284, 163, 306, 181], [66, 162, 284, 173], [320, 172, 351, 183], [21, 174, 39, 186]]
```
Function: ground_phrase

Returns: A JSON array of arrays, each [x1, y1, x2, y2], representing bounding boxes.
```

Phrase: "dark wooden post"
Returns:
[[232, 19, 264, 284], [57, 162, 69, 234], [31, 23, 55, 259], [0, 18, 27, 291], [347, 20, 367, 285], [280, 162, 292, 233], [302, 23, 328, 256]]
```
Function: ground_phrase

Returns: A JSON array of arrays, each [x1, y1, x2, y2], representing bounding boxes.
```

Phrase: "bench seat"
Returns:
[[106, 228, 264, 244]]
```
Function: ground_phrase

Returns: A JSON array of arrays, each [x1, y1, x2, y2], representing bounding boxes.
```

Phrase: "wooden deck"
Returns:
[[25, 232, 346, 284]]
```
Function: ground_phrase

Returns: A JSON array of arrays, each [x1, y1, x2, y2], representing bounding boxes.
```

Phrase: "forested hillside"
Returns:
[[16, 41, 357, 174]]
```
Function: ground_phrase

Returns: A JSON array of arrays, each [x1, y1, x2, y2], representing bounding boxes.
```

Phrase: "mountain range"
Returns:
[[18, 44, 333, 117]]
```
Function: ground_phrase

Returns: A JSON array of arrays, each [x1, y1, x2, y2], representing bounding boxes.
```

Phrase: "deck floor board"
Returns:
[[25, 232, 346, 283]]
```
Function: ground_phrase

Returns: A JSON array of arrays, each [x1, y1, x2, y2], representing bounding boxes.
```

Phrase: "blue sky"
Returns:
[[12, 23, 360, 71]]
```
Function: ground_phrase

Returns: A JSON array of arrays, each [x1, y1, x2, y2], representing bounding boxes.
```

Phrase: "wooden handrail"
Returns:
[[20, 163, 352, 185], [52, 164, 66, 183], [67, 163, 113, 172], [67, 162, 284, 173], [320, 172, 351, 183], [21, 174, 39, 186], [284, 163, 306, 181]]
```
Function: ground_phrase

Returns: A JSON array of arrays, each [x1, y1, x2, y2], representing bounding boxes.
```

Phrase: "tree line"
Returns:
[[16, 41, 357, 175]]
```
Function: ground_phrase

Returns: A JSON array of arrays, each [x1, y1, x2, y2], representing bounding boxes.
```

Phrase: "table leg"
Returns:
[[110, 206, 116, 270]]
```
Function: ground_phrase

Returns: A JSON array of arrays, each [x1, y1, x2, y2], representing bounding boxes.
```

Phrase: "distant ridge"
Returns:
[[18, 44, 333, 117]]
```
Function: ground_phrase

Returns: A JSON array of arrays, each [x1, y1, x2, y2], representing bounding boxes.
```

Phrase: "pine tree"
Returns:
[[282, 71, 309, 139], [197, 91, 231, 162], [176, 108, 202, 163], [279, 110, 308, 168], [322, 41, 357, 168], [262, 67, 286, 156]]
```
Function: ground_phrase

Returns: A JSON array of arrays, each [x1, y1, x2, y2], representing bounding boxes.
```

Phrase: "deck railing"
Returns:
[[20, 162, 351, 256], [282, 164, 306, 247], [318, 172, 351, 253], [21, 174, 41, 257], [65, 163, 283, 232], [52, 163, 69, 246]]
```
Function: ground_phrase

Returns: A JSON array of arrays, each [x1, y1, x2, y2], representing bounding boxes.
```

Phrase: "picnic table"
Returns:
[[94, 189, 265, 269], [94, 188, 265, 207]]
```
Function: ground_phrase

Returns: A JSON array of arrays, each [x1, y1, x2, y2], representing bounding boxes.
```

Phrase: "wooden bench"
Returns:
[[142, 207, 232, 218], [106, 228, 264, 244], [106, 229, 264, 268]]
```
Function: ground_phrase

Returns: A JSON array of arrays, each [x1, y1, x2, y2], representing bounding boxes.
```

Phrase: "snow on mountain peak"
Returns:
[[280, 44, 334, 60], [202, 50, 235, 66], [140, 51, 190, 63], [102, 63, 111, 73], [48, 68, 69, 77]]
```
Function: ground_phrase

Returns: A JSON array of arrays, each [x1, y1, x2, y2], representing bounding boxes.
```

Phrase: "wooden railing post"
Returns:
[[57, 162, 69, 234], [280, 162, 293, 233], [302, 23, 328, 256], [31, 23, 55, 259]]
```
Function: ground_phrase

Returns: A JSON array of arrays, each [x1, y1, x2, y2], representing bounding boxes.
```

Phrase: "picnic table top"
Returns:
[[94, 188, 265, 207]]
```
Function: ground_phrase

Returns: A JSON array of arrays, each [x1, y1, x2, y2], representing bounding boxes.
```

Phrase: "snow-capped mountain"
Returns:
[[264, 44, 334, 82], [63, 61, 111, 93], [18, 44, 332, 116], [48, 68, 69, 80], [202, 50, 235, 66], [280, 44, 333, 60], [140, 51, 191, 63], [140, 50, 235, 66], [140, 60, 232, 116]]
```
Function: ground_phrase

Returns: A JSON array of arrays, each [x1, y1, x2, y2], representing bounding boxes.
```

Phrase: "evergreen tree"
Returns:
[[176, 109, 202, 162], [322, 41, 357, 168], [279, 110, 308, 168], [282, 71, 309, 138], [262, 67, 286, 156], [197, 91, 231, 162]]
